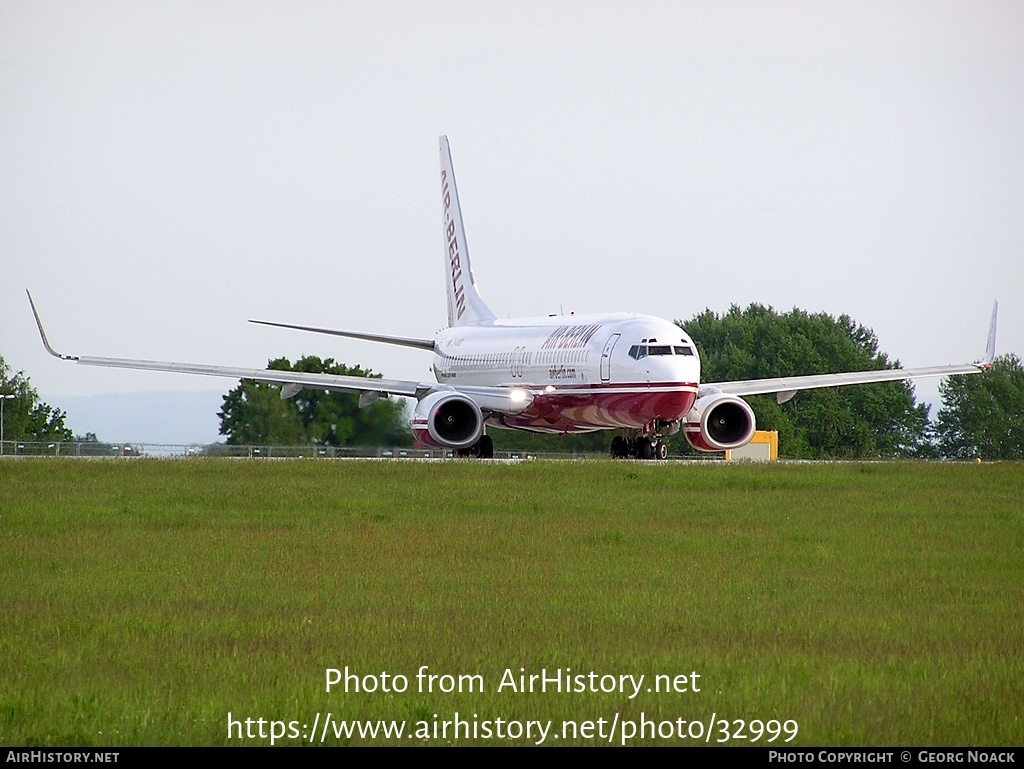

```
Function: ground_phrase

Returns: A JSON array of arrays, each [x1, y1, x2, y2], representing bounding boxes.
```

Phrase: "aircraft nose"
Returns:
[[655, 355, 698, 383]]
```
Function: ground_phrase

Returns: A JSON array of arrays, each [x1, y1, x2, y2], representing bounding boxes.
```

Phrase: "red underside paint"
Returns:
[[413, 382, 699, 445], [499, 382, 698, 433]]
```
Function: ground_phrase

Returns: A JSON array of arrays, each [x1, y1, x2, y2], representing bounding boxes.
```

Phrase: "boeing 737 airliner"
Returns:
[[29, 137, 997, 459]]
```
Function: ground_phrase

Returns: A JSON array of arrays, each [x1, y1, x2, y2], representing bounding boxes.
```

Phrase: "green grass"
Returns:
[[1, 459, 1021, 746]]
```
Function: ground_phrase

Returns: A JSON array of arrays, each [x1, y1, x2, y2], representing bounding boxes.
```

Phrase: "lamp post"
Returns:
[[0, 394, 15, 457]]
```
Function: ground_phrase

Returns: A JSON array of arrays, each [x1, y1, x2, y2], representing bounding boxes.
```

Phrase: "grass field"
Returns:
[[1, 459, 1021, 746]]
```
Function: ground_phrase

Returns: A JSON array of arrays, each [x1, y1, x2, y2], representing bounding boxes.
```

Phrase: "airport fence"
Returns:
[[0, 440, 603, 461]]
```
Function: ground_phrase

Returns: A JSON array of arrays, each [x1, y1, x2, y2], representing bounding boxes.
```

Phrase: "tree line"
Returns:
[[0, 355, 74, 444], [217, 356, 410, 448], [3, 306, 1021, 459], [682, 304, 1021, 460]]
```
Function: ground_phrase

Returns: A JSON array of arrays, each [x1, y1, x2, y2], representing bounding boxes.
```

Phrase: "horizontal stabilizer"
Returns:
[[249, 319, 436, 352]]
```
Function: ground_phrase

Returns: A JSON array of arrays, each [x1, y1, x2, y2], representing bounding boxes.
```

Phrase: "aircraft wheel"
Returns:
[[655, 441, 668, 460], [610, 436, 627, 458], [477, 434, 494, 459], [637, 437, 654, 460]]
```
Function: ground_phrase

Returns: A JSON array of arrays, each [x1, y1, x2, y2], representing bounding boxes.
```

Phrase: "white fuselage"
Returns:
[[431, 313, 701, 433]]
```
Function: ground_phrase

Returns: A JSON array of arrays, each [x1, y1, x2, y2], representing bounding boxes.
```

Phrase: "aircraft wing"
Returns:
[[63, 354, 426, 397], [703, 363, 985, 404], [703, 301, 998, 404], [27, 291, 533, 414]]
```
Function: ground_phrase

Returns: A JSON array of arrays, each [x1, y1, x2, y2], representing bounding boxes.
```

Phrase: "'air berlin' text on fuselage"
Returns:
[[441, 170, 466, 321], [541, 324, 602, 350]]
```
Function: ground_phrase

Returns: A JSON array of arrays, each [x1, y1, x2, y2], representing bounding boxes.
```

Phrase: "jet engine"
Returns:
[[683, 392, 756, 452], [411, 391, 485, 449]]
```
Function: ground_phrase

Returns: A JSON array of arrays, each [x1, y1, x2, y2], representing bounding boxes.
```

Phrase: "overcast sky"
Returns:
[[3, 1, 1021, 443]]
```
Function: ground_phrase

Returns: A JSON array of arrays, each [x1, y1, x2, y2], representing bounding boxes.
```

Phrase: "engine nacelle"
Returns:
[[411, 391, 484, 449], [683, 392, 756, 452]]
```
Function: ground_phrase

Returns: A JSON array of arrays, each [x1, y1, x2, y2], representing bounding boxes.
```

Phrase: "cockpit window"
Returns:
[[630, 341, 695, 359]]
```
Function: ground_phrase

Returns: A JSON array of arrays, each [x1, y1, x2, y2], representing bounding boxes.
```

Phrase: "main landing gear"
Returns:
[[610, 434, 669, 460], [456, 434, 494, 459]]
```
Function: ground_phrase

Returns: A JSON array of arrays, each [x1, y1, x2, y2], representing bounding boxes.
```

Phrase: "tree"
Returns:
[[218, 356, 411, 447], [933, 354, 1024, 460], [674, 305, 931, 458], [0, 355, 74, 444]]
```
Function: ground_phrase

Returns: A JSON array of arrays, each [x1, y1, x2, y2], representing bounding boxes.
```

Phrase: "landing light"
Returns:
[[544, 385, 555, 393], [510, 388, 528, 403]]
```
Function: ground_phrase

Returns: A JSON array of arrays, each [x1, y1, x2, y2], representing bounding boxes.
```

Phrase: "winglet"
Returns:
[[26, 291, 78, 361], [981, 300, 998, 368]]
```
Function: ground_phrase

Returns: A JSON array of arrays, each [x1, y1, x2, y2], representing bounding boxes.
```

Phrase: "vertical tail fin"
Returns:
[[439, 135, 496, 327]]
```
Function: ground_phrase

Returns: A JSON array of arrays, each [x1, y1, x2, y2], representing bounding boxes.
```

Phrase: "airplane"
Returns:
[[29, 136, 998, 460]]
